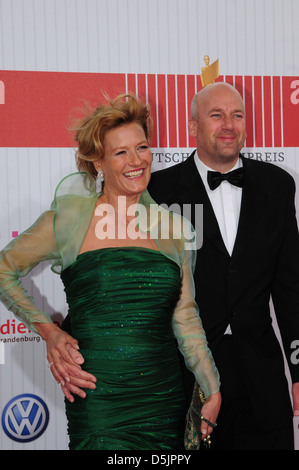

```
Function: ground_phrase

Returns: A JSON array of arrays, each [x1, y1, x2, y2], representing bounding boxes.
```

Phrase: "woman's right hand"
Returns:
[[34, 322, 97, 401]]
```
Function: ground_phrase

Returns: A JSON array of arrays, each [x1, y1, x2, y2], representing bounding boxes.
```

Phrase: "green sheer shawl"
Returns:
[[0, 172, 220, 397]]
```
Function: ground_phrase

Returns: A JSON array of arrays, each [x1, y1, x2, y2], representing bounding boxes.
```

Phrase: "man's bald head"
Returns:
[[191, 82, 245, 121]]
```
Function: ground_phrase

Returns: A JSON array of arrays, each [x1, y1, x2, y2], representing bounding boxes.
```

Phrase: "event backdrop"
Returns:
[[0, 0, 299, 450]]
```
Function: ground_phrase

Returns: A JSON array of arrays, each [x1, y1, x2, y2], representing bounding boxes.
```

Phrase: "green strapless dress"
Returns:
[[61, 247, 187, 450]]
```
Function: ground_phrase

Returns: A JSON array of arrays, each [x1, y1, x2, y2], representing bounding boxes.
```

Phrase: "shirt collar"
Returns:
[[193, 151, 242, 182]]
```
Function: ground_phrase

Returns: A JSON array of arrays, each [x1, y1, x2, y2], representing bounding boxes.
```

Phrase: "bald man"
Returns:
[[148, 82, 299, 449]]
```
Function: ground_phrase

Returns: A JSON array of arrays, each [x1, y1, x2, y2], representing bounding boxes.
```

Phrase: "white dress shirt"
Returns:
[[193, 152, 243, 334], [193, 152, 243, 256]]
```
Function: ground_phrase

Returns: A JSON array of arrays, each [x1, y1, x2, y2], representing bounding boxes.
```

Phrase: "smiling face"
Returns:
[[189, 83, 247, 171], [94, 122, 152, 200]]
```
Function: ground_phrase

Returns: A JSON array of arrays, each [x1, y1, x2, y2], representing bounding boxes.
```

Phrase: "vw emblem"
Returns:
[[2, 394, 49, 443]]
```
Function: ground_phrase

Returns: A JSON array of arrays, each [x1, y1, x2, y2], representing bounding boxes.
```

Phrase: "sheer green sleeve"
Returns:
[[0, 172, 100, 333], [0, 173, 98, 333], [0, 210, 59, 332], [50, 172, 98, 273], [172, 247, 220, 398]]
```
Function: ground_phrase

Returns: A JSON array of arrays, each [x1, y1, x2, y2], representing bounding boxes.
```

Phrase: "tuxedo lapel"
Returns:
[[178, 154, 229, 257], [231, 157, 266, 261]]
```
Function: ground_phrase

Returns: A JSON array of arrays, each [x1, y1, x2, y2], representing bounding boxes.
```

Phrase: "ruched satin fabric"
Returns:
[[61, 247, 187, 450]]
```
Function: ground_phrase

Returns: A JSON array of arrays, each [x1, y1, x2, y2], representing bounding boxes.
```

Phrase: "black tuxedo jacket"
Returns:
[[148, 151, 299, 429]]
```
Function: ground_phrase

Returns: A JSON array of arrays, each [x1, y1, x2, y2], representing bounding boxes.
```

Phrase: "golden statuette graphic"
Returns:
[[200, 55, 219, 87]]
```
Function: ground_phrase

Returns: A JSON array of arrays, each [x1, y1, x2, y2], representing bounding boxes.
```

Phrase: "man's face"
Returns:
[[189, 84, 247, 169]]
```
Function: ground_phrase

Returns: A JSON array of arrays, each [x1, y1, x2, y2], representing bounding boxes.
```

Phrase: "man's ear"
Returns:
[[188, 118, 197, 138]]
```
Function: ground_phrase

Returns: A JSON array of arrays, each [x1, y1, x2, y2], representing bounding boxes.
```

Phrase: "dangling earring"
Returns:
[[96, 169, 104, 193]]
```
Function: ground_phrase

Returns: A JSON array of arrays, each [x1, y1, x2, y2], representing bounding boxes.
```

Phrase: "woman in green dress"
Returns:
[[0, 94, 221, 450]]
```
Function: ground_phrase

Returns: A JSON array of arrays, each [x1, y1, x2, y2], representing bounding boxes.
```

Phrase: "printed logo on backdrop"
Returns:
[[2, 394, 49, 443], [0, 65, 298, 162], [0, 318, 41, 347]]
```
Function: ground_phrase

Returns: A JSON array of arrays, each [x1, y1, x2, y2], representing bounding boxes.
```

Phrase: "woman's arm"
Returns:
[[172, 247, 221, 436], [0, 210, 96, 399]]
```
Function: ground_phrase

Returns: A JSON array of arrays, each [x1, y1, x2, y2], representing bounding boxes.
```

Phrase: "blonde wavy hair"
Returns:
[[73, 93, 153, 179]]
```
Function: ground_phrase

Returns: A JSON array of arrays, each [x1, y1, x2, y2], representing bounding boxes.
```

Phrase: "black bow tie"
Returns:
[[207, 167, 244, 190]]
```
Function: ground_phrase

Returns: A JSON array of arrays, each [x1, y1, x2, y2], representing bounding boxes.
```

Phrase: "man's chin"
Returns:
[[217, 151, 240, 163]]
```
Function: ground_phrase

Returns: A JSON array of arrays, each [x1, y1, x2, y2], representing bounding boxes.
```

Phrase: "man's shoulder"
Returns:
[[150, 163, 181, 184], [243, 157, 295, 187], [150, 151, 196, 183], [148, 159, 190, 202]]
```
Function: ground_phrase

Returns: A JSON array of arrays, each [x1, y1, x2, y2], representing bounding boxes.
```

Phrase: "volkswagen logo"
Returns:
[[2, 394, 49, 443]]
